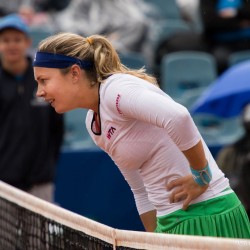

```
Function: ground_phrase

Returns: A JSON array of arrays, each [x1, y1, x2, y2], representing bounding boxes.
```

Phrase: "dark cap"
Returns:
[[0, 14, 30, 36]]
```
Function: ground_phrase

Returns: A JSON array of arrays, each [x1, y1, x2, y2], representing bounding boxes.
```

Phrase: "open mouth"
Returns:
[[45, 99, 55, 105]]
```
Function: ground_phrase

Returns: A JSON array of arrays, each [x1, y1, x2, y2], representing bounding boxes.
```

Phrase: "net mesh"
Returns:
[[0, 181, 249, 250], [0, 197, 113, 250]]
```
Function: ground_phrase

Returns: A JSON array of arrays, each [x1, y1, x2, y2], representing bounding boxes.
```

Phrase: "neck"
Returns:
[[2, 58, 28, 76], [89, 84, 100, 113], [78, 82, 100, 113]]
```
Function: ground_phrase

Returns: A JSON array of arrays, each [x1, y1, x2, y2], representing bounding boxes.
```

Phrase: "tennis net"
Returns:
[[0, 180, 249, 250]]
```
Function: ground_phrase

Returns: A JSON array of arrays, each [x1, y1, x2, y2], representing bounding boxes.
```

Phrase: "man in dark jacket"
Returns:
[[0, 14, 64, 202]]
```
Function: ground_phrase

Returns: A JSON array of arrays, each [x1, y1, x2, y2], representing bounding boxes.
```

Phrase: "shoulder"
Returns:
[[101, 73, 158, 96], [101, 74, 140, 99], [103, 73, 144, 88], [99, 73, 149, 116]]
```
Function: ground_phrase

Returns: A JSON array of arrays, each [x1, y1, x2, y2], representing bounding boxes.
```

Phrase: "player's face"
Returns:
[[34, 66, 97, 113], [0, 29, 31, 63], [34, 67, 78, 113]]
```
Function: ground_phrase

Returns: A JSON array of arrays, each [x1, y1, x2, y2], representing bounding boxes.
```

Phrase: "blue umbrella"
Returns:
[[191, 60, 250, 118]]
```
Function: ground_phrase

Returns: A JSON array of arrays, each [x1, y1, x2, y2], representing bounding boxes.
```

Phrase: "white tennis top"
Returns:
[[86, 73, 230, 217]]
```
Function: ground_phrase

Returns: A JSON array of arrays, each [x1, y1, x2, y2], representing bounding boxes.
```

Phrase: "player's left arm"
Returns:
[[106, 83, 210, 208], [167, 140, 210, 210], [118, 88, 210, 209]]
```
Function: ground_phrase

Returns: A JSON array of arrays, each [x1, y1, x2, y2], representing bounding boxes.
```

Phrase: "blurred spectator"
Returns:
[[53, 0, 154, 56], [0, 14, 64, 202], [200, 0, 250, 74], [0, 0, 70, 31], [217, 104, 250, 217]]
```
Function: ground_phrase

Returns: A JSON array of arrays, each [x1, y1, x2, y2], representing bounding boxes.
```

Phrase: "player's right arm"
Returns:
[[140, 209, 157, 232], [119, 167, 156, 232]]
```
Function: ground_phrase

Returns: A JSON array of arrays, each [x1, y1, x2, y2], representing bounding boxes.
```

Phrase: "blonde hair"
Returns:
[[37, 32, 158, 86]]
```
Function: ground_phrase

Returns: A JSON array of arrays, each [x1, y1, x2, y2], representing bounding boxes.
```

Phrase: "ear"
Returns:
[[70, 64, 81, 83]]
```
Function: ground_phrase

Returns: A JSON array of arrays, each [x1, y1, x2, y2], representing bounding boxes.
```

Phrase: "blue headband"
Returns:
[[33, 52, 93, 70]]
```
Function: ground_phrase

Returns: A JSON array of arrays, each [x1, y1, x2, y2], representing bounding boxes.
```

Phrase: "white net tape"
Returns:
[[0, 181, 249, 250]]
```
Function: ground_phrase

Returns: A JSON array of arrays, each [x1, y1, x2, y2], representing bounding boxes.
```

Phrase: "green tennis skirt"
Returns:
[[155, 190, 250, 238]]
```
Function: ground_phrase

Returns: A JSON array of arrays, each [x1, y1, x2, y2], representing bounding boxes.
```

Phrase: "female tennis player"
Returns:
[[33, 32, 250, 238]]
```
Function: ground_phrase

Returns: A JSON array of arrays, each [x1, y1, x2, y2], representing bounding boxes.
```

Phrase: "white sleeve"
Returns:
[[106, 82, 201, 151], [119, 167, 155, 215]]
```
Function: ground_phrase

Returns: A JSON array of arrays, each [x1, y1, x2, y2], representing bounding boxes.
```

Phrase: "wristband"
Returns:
[[190, 163, 212, 186]]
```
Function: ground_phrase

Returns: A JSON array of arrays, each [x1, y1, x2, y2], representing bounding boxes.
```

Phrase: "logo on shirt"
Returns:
[[116, 94, 123, 115], [107, 126, 116, 139]]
